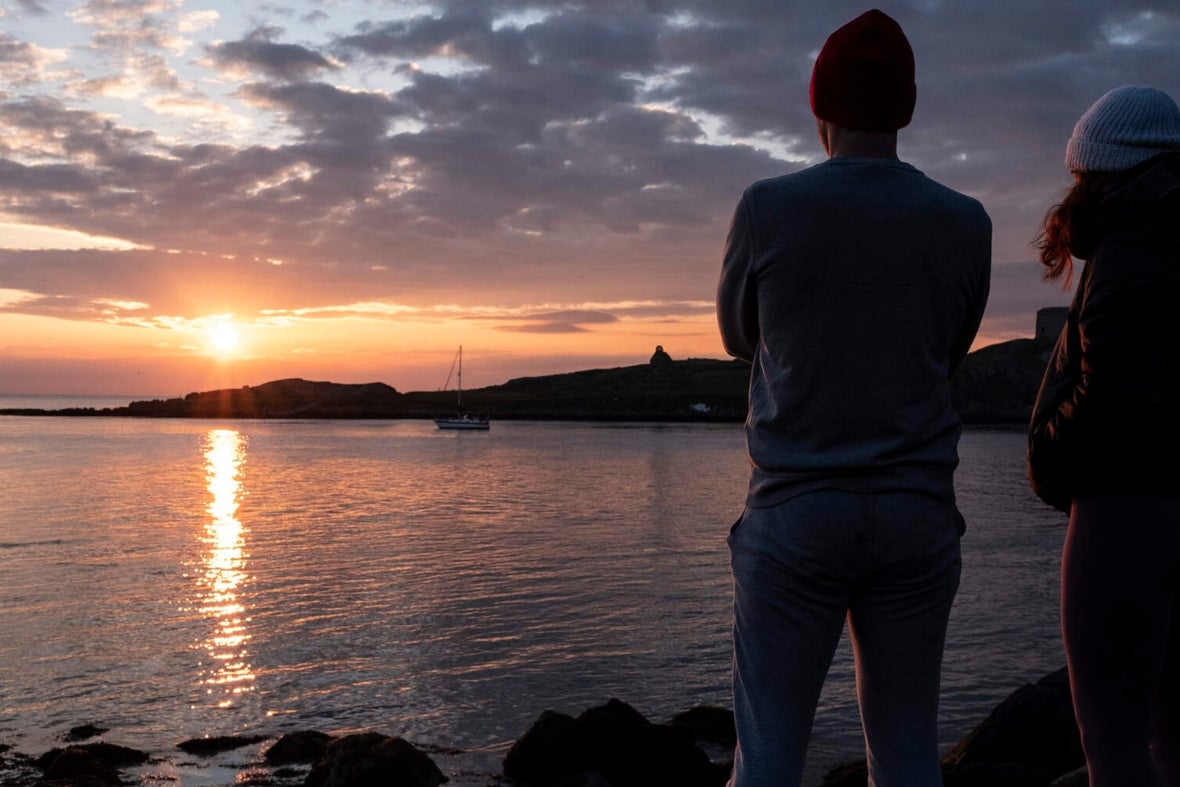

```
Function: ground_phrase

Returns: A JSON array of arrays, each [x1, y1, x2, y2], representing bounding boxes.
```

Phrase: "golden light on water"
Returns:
[[198, 428, 255, 707]]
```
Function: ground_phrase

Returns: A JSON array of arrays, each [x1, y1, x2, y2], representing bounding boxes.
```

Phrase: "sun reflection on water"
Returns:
[[198, 428, 254, 708]]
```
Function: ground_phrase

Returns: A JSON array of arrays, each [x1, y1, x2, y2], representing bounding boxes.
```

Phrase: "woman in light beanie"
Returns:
[[1029, 85, 1180, 786]]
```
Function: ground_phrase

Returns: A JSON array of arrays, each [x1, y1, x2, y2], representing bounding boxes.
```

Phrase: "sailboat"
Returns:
[[434, 346, 490, 430]]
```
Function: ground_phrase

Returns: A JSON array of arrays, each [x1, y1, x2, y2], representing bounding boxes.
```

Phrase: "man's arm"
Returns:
[[717, 192, 759, 362], [948, 220, 992, 377]]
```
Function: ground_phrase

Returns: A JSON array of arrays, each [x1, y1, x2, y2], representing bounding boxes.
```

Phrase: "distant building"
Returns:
[[1035, 307, 1067, 342], [650, 345, 673, 366]]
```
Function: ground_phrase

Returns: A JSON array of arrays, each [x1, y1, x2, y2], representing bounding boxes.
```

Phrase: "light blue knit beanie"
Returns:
[[1065, 85, 1180, 171]]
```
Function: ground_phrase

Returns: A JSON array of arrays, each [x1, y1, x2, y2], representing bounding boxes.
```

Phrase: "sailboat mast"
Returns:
[[434, 344, 488, 428]]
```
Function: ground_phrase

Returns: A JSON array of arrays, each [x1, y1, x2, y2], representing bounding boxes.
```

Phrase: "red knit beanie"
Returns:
[[809, 9, 916, 132]]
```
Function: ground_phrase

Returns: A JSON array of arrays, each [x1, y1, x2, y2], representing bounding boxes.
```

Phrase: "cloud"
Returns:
[[179, 9, 219, 33], [63, 0, 202, 106], [496, 309, 620, 334], [0, 158, 98, 194], [70, 0, 190, 54], [143, 93, 254, 131], [206, 27, 342, 81], [12, 0, 49, 15], [335, 7, 500, 63], [0, 32, 71, 86], [0, 0, 1177, 355]]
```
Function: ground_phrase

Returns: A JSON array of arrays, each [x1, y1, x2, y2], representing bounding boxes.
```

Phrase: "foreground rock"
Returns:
[[265, 730, 336, 764], [33, 741, 150, 785], [820, 666, 1084, 787], [303, 732, 446, 787], [502, 698, 730, 787], [176, 733, 268, 756], [3, 667, 1087, 787]]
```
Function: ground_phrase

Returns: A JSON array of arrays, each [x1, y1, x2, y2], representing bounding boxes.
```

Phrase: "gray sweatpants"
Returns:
[[727, 490, 963, 787]]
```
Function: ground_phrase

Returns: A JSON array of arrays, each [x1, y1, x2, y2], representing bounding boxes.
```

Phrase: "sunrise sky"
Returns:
[[1, 1, 1176, 396]]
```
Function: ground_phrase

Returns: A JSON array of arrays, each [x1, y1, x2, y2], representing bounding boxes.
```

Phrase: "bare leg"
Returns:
[[1152, 594, 1180, 786], [1063, 498, 1180, 787]]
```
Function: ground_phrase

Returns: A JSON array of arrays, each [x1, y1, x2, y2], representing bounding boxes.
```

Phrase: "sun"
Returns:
[[208, 320, 240, 354]]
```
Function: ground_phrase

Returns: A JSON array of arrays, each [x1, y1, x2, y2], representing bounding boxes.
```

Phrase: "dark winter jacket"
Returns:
[[1028, 154, 1180, 513]]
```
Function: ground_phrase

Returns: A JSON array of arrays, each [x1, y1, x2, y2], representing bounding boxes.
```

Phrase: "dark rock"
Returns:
[[548, 773, 614, 787], [36, 776, 117, 787], [36, 746, 124, 785], [36, 743, 148, 771], [503, 710, 586, 783], [176, 734, 268, 756], [504, 699, 728, 787], [635, 722, 726, 787], [666, 707, 736, 747], [1051, 765, 1089, 786], [818, 758, 867, 787], [941, 667, 1082, 779], [303, 732, 446, 787], [819, 757, 1053, 787], [576, 699, 651, 752], [62, 726, 108, 743], [264, 731, 335, 764], [819, 668, 1081, 787], [76, 744, 147, 769], [950, 338, 1050, 424], [943, 761, 1051, 787]]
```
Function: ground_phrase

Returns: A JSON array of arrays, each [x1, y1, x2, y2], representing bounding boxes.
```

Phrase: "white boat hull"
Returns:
[[435, 416, 490, 430], [435, 347, 490, 429]]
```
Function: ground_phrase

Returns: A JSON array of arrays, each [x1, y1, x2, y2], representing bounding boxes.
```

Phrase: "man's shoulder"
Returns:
[[916, 173, 988, 211], [741, 162, 847, 208], [746, 162, 829, 193], [891, 166, 992, 230], [744, 161, 990, 224]]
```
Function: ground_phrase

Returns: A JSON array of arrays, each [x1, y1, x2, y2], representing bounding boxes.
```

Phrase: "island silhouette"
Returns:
[[2, 334, 1055, 425]]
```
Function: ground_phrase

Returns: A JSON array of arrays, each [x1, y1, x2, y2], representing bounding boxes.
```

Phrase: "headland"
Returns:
[[0, 337, 1052, 425]]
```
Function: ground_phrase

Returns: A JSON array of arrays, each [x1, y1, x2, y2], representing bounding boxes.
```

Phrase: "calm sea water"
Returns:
[[0, 414, 1066, 785]]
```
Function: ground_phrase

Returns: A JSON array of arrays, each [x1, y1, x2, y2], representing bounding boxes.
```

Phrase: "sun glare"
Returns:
[[208, 320, 240, 354]]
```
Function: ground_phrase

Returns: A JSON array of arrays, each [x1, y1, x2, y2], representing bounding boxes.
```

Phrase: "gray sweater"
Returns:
[[718, 157, 991, 508]]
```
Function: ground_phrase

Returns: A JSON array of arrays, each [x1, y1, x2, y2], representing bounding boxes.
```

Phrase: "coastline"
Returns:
[[0, 668, 1085, 787], [0, 337, 1049, 425], [0, 728, 512, 787]]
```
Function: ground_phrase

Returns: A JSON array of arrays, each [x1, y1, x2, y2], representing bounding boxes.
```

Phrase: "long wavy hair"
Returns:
[[1034, 171, 1119, 289], [1035, 154, 1174, 288]]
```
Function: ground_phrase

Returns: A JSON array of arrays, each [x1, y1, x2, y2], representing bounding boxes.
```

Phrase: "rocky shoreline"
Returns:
[[0, 338, 1054, 425], [1, 667, 1088, 787]]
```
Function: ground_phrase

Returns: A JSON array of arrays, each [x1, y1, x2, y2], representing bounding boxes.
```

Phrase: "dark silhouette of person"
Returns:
[[717, 9, 991, 786], [1029, 84, 1180, 787]]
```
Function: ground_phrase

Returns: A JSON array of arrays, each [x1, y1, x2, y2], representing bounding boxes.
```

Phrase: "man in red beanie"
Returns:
[[717, 9, 991, 787]]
